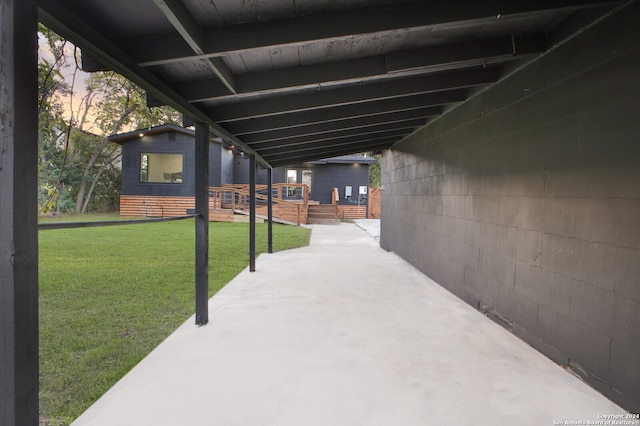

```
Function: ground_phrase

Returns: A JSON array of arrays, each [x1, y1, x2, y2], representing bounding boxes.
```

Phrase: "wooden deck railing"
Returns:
[[208, 183, 310, 225]]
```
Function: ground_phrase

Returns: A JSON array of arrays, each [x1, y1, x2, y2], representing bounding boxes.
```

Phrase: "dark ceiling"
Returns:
[[38, 0, 621, 168]]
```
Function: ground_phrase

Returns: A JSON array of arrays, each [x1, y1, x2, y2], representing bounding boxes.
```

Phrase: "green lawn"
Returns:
[[38, 218, 310, 425]]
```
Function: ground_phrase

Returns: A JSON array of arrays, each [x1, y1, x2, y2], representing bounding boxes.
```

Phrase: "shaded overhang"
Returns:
[[37, 0, 623, 169]]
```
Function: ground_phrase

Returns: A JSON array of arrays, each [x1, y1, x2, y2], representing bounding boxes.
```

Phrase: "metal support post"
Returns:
[[194, 122, 209, 325], [249, 155, 256, 271], [267, 168, 273, 254]]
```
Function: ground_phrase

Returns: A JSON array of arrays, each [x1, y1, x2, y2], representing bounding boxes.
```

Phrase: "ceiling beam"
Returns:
[[151, 0, 236, 94], [266, 140, 399, 167], [178, 56, 386, 101], [239, 109, 438, 144], [253, 128, 416, 154], [37, 0, 270, 169], [245, 120, 427, 150], [174, 35, 543, 103], [152, 0, 202, 53], [223, 91, 464, 134], [386, 35, 546, 74], [206, 68, 498, 122], [128, 0, 619, 66]]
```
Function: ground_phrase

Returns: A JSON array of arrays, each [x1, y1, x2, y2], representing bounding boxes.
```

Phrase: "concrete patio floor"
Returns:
[[73, 222, 631, 425]]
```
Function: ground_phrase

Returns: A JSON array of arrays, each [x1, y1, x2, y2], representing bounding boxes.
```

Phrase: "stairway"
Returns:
[[306, 204, 339, 225]]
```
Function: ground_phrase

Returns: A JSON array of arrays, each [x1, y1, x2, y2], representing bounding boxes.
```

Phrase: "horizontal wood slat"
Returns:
[[209, 209, 235, 222], [368, 188, 381, 219], [255, 205, 304, 225], [121, 195, 226, 220], [338, 205, 367, 219], [121, 196, 196, 217], [121, 195, 308, 224]]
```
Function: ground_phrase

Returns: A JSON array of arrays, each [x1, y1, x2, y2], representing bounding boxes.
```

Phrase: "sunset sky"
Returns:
[[38, 32, 100, 134]]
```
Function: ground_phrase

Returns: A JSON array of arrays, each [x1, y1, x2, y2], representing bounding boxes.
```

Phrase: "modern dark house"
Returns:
[[110, 124, 235, 193], [108, 124, 234, 217], [109, 124, 377, 220], [236, 153, 376, 215]]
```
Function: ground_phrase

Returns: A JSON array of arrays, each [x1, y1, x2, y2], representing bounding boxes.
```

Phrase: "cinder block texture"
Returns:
[[380, 2, 640, 412]]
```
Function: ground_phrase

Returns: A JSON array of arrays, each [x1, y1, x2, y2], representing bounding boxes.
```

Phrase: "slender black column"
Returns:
[[267, 168, 273, 254], [249, 155, 256, 271], [194, 122, 209, 325], [0, 0, 39, 424]]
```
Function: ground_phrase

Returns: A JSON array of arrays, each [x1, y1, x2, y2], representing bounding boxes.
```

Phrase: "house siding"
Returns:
[[233, 155, 251, 184], [121, 131, 223, 195], [209, 144, 235, 187], [380, 3, 640, 412], [220, 148, 235, 186], [300, 163, 370, 205], [239, 159, 372, 205], [209, 142, 222, 187]]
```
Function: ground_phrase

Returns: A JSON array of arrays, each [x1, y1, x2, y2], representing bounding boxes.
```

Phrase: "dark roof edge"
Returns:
[[108, 124, 222, 144], [304, 155, 378, 165]]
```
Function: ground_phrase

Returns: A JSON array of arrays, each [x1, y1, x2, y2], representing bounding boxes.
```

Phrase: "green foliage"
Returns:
[[37, 24, 72, 214], [86, 72, 182, 136], [39, 219, 311, 425], [91, 165, 122, 212], [37, 26, 182, 215], [369, 153, 382, 188]]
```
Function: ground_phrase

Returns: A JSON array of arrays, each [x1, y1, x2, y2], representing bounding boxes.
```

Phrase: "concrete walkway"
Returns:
[[73, 223, 630, 426]]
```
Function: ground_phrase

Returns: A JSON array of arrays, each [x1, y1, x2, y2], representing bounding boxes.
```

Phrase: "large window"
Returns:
[[140, 153, 183, 183]]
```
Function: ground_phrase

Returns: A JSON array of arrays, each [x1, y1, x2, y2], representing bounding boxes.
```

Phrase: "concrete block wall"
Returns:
[[381, 3, 640, 412]]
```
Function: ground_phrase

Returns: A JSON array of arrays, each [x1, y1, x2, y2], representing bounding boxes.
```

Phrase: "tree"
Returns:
[[37, 25, 182, 214], [37, 24, 72, 213], [72, 72, 182, 213], [369, 154, 382, 188]]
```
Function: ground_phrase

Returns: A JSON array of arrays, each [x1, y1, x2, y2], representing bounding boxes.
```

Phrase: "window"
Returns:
[[140, 153, 183, 183], [302, 169, 312, 196], [286, 169, 297, 196]]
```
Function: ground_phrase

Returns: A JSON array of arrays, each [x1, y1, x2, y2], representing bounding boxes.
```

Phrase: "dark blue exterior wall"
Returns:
[[120, 131, 223, 196], [233, 155, 250, 184], [278, 163, 370, 205], [380, 3, 640, 412], [220, 148, 234, 186], [120, 129, 372, 204], [209, 143, 234, 187], [236, 156, 371, 204], [209, 142, 221, 187]]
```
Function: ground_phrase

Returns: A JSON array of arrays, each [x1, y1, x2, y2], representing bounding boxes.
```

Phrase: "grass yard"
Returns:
[[38, 218, 310, 425]]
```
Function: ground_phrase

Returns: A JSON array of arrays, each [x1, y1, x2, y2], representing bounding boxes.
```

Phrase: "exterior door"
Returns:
[[286, 169, 297, 196]]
